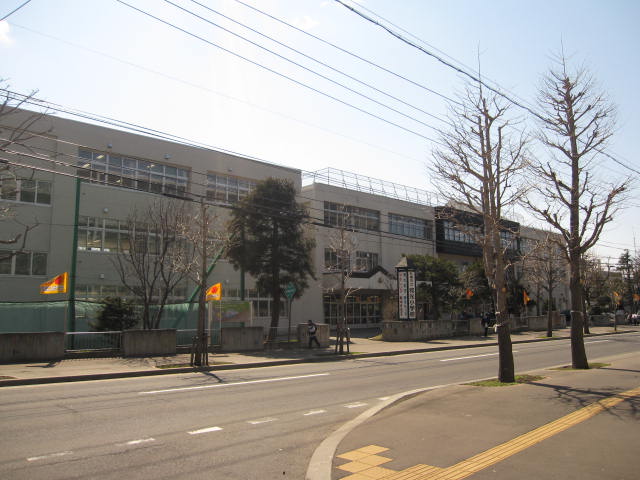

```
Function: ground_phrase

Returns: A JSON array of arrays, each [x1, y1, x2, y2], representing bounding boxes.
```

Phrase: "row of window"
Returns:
[[389, 213, 433, 240], [443, 221, 518, 249], [0, 251, 47, 276], [324, 248, 379, 272], [323, 202, 434, 240], [206, 173, 256, 204], [77, 149, 189, 195], [324, 202, 381, 231], [323, 294, 382, 325], [0, 177, 52, 205]]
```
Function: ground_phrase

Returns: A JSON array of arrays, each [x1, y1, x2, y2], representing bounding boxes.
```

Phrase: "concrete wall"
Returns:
[[220, 326, 264, 352], [0, 332, 65, 362], [121, 329, 176, 357], [297, 323, 330, 347], [382, 320, 470, 342], [511, 312, 564, 332]]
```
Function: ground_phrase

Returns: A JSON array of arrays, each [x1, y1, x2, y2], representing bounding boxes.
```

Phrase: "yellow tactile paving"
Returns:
[[358, 455, 392, 467], [358, 445, 390, 455], [357, 466, 397, 479], [336, 386, 640, 480]]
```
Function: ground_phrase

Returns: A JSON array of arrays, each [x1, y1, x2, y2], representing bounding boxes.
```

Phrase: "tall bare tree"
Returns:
[[432, 82, 529, 383], [525, 56, 629, 368], [179, 198, 226, 367], [524, 234, 566, 337], [112, 198, 193, 330], [324, 209, 360, 354], [0, 86, 48, 257]]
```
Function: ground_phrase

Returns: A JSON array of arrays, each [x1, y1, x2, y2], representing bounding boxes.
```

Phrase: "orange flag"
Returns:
[[465, 288, 474, 299], [523, 289, 531, 305], [40, 272, 68, 294], [206, 283, 222, 301]]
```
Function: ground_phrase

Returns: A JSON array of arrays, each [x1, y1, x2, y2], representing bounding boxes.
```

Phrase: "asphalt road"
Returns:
[[1, 333, 638, 480]]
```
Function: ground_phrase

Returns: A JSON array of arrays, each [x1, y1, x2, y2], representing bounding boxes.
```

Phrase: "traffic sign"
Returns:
[[285, 282, 296, 300]]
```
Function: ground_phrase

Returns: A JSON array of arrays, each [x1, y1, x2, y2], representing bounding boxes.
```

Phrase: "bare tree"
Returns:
[[179, 198, 226, 367], [0, 85, 48, 257], [324, 209, 360, 354], [432, 82, 529, 383], [525, 55, 629, 368], [112, 198, 193, 330], [524, 234, 566, 337]]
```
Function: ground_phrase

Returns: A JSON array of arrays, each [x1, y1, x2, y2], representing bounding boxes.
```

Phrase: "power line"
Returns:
[[0, 0, 31, 21], [229, 0, 461, 106], [114, 0, 440, 144], [181, 0, 451, 128], [335, 0, 640, 178]]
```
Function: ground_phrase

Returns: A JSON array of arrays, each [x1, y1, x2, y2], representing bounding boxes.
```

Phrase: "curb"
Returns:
[[0, 330, 633, 387]]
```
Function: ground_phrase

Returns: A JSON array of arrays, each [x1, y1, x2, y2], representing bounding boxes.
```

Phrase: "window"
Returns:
[[0, 176, 52, 205], [324, 248, 349, 271], [206, 173, 256, 204], [443, 221, 479, 244], [323, 202, 380, 231], [0, 251, 47, 276], [389, 213, 433, 240], [78, 216, 131, 253], [77, 149, 189, 195], [500, 230, 517, 249], [323, 294, 381, 325], [355, 251, 379, 272]]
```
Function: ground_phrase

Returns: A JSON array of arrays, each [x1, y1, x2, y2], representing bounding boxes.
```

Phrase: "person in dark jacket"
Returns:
[[308, 320, 320, 348]]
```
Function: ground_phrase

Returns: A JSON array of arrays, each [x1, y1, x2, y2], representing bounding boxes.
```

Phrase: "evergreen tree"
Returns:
[[227, 178, 315, 341], [92, 297, 138, 331]]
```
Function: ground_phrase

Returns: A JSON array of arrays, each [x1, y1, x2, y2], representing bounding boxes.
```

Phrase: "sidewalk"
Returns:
[[1, 326, 637, 386], [330, 347, 640, 480]]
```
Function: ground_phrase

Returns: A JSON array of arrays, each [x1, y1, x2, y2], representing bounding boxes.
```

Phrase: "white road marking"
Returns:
[[140, 373, 330, 395], [378, 396, 391, 401], [248, 417, 277, 425], [585, 340, 610, 344], [440, 351, 518, 362], [118, 438, 156, 446], [304, 409, 327, 416], [188, 426, 223, 435], [344, 402, 368, 409], [27, 451, 72, 462]]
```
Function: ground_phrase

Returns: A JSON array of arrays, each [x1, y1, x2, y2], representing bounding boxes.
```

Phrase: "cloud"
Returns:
[[0, 21, 13, 46], [291, 15, 319, 31]]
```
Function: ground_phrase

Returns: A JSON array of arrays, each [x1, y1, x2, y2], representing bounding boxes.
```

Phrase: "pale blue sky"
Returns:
[[1, 0, 638, 261]]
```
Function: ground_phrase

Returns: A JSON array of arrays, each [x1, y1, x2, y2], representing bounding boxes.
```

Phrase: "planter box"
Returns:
[[0, 332, 65, 362], [122, 329, 176, 357]]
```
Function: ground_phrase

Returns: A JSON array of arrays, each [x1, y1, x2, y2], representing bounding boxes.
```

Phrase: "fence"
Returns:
[[65, 331, 122, 351]]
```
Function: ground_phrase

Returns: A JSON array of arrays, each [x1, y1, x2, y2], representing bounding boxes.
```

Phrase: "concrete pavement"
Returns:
[[330, 350, 640, 480], [0, 326, 636, 386], [2, 326, 638, 480]]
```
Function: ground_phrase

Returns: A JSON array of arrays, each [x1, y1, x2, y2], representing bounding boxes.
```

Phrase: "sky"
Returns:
[[1, 0, 638, 263]]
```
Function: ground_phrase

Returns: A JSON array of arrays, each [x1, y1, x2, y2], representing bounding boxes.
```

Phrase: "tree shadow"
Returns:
[[528, 381, 640, 420]]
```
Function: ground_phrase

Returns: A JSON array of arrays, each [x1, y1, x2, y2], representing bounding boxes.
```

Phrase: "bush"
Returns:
[[92, 297, 139, 331]]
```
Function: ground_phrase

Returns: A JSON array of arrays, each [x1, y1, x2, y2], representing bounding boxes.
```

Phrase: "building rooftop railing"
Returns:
[[302, 167, 438, 207]]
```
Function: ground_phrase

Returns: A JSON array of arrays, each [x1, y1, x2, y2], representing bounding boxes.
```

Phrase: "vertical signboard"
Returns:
[[407, 269, 417, 320], [397, 270, 408, 320]]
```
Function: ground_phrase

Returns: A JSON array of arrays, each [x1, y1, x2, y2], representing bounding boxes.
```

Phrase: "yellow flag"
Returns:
[[206, 282, 222, 301], [40, 272, 68, 294], [523, 289, 531, 305]]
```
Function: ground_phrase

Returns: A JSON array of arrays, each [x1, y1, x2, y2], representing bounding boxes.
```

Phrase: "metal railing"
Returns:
[[65, 331, 121, 351]]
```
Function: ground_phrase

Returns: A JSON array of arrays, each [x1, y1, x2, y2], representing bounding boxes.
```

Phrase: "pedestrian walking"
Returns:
[[307, 320, 320, 348], [481, 313, 490, 337]]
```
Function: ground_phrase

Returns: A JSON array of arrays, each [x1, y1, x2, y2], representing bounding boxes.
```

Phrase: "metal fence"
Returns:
[[65, 331, 121, 351]]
